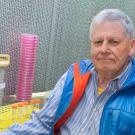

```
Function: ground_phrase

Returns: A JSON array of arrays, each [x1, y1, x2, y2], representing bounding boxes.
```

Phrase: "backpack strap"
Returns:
[[53, 63, 91, 134]]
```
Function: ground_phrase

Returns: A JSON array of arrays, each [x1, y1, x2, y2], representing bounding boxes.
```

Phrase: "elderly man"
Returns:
[[1, 9, 135, 135]]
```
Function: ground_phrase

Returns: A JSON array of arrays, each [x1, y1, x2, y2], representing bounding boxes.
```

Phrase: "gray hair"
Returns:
[[89, 9, 134, 39]]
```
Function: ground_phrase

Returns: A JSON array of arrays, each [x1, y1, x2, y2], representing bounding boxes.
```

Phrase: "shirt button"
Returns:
[[81, 128, 85, 132]]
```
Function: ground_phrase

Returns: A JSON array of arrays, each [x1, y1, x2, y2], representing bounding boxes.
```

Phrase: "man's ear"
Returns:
[[129, 39, 135, 56]]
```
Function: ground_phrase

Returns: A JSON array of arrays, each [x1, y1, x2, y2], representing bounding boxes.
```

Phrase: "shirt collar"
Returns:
[[114, 58, 132, 88]]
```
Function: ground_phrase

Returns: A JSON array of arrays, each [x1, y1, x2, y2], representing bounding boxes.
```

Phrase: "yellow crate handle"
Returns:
[[0, 54, 10, 67]]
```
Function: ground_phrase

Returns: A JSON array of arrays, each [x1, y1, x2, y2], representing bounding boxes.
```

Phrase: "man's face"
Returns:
[[91, 21, 134, 76]]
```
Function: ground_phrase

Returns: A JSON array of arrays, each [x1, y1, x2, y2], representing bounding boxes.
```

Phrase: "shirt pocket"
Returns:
[[117, 111, 135, 135]]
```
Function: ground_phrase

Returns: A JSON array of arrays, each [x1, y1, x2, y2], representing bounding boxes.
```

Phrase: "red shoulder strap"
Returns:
[[53, 63, 91, 134]]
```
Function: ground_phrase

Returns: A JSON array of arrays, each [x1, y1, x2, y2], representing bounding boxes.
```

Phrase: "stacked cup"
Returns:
[[16, 34, 39, 101]]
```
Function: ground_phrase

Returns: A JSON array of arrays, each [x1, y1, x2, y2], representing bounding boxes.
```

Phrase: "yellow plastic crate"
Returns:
[[0, 99, 41, 131]]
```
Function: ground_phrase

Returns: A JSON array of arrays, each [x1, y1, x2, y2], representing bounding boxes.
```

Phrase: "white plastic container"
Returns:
[[0, 54, 10, 105], [0, 83, 5, 105]]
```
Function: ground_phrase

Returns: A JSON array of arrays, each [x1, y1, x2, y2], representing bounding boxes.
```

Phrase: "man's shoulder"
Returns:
[[78, 59, 94, 70], [69, 59, 93, 68], [79, 59, 92, 66], [68, 59, 93, 74]]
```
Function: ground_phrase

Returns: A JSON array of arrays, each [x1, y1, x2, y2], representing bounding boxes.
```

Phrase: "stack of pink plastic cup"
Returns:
[[16, 34, 39, 101]]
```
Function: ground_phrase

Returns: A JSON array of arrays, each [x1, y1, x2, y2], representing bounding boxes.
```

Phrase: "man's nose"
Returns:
[[101, 41, 109, 53]]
